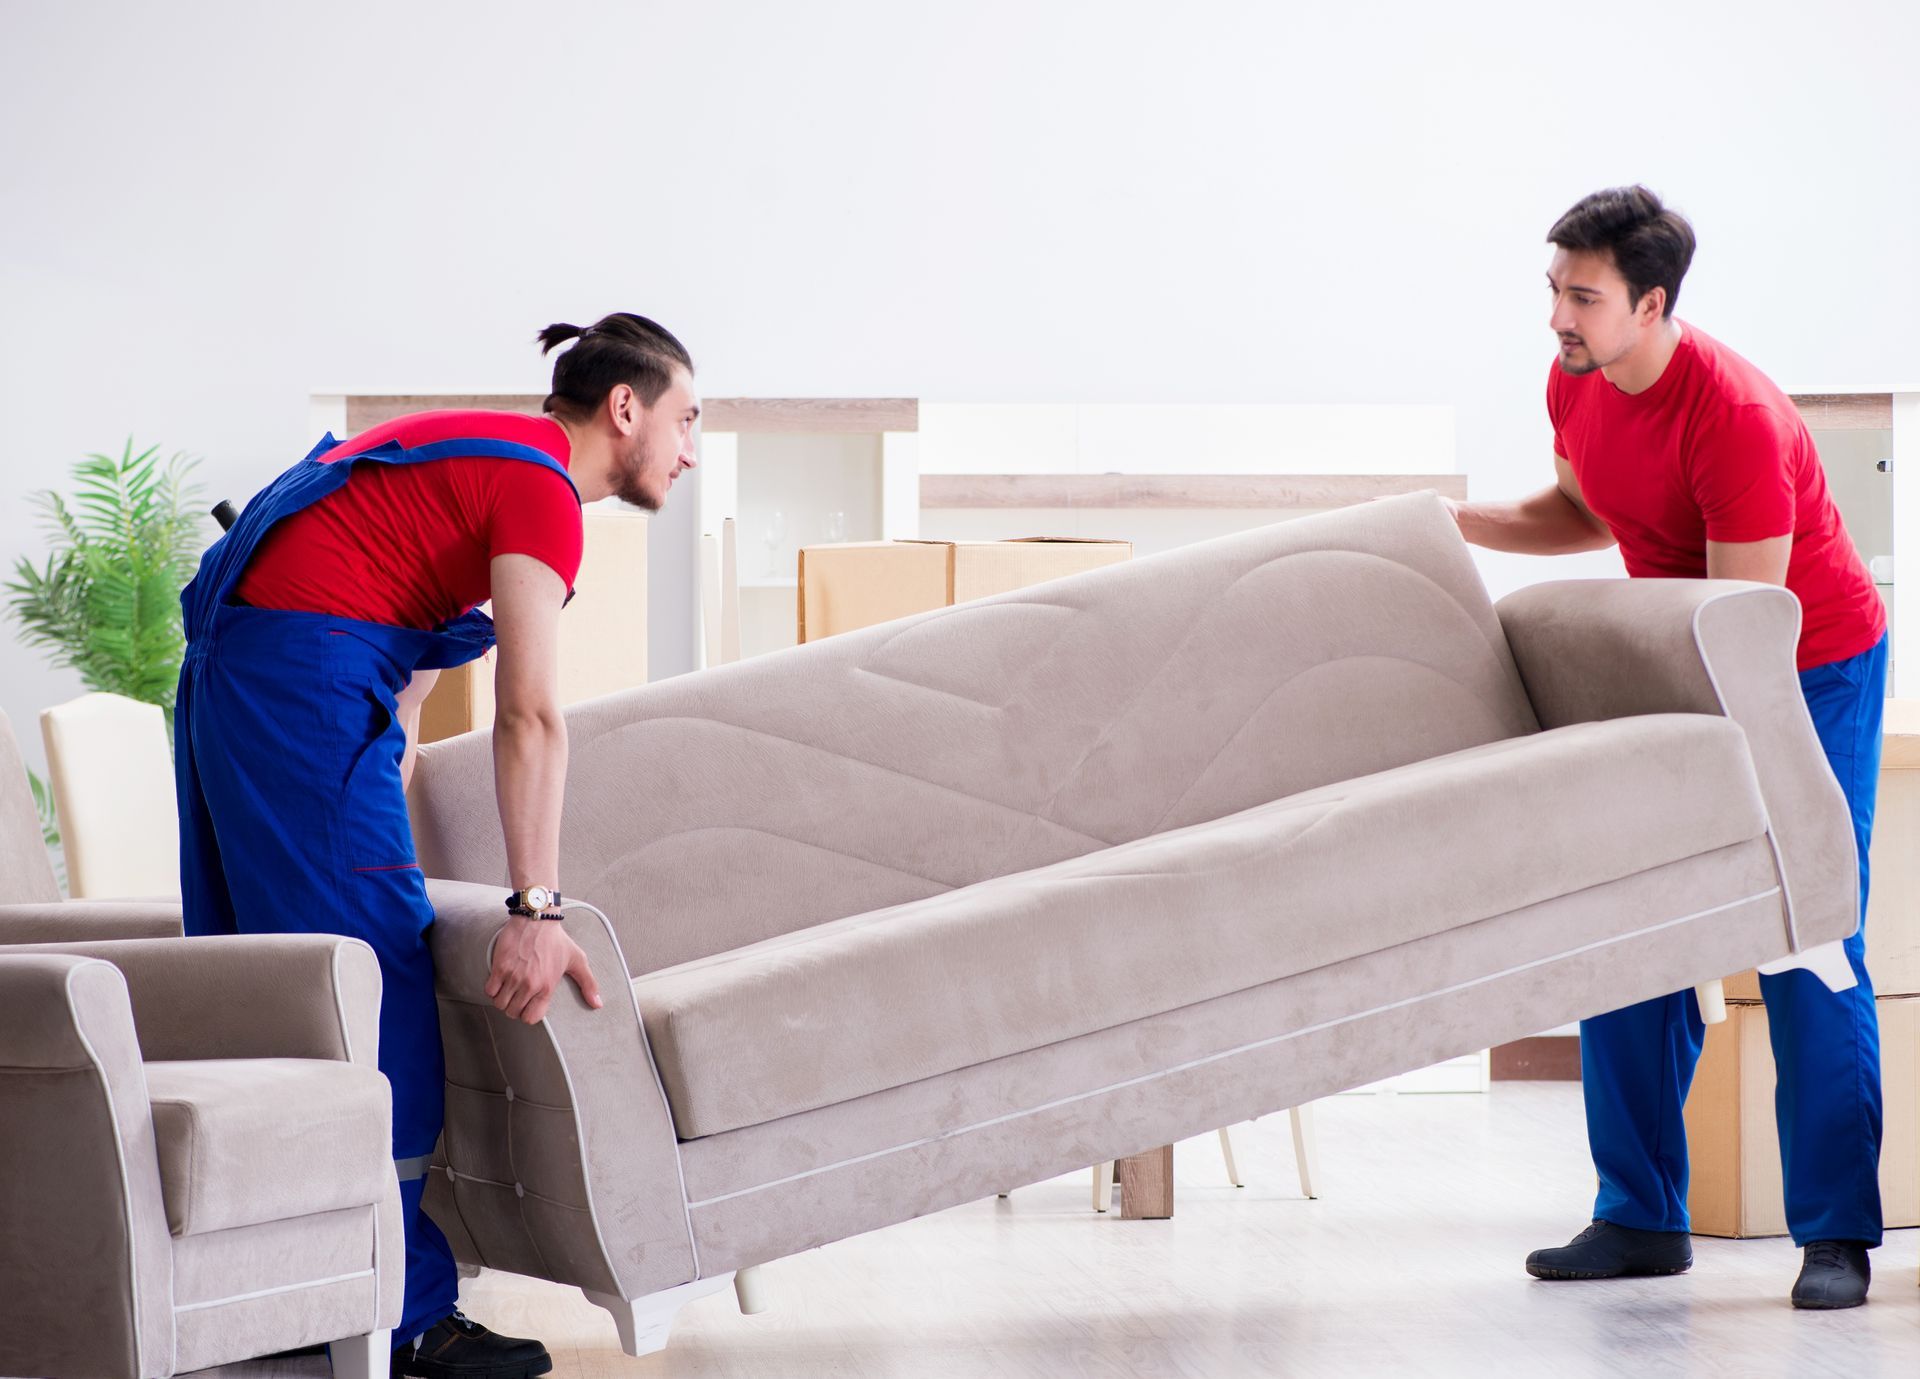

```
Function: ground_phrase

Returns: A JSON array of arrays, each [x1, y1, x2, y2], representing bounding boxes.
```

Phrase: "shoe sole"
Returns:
[[1791, 1295, 1867, 1310], [1527, 1262, 1692, 1281], [403, 1360, 553, 1379]]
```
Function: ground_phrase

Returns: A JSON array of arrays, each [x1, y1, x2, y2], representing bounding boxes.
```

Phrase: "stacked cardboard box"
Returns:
[[1684, 700, 1920, 1237], [419, 508, 649, 743], [797, 537, 1131, 643]]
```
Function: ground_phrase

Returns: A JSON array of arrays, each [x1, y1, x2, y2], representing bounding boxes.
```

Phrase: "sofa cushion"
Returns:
[[635, 713, 1770, 1139], [145, 1058, 392, 1236]]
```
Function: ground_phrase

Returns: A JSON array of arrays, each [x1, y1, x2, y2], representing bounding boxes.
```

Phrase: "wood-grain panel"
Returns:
[[343, 395, 919, 436], [1790, 394, 1892, 431]]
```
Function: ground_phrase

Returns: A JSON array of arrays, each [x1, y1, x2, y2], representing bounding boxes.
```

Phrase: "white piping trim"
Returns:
[[330, 941, 356, 1063], [683, 885, 1783, 1209], [65, 960, 171, 1378], [174, 1268, 374, 1314], [335, 940, 384, 1333], [556, 899, 705, 1282], [1689, 588, 1823, 954], [369, 1190, 382, 1334], [474, 902, 704, 1293]]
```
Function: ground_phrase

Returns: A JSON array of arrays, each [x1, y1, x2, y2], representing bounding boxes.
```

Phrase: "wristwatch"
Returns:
[[505, 885, 564, 920]]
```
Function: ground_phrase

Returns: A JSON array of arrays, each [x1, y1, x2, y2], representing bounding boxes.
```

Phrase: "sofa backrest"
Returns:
[[411, 493, 1539, 975]]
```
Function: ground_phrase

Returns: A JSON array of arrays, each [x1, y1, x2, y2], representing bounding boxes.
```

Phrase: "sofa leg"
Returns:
[[584, 1275, 734, 1357], [1757, 938, 1858, 994], [327, 1330, 391, 1379], [1290, 1102, 1320, 1200], [1092, 1160, 1113, 1212], [733, 1264, 772, 1315]]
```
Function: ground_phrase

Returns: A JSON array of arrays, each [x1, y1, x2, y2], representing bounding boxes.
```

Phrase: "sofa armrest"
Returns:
[[0, 954, 175, 1379], [6, 934, 382, 1068], [0, 899, 184, 945], [1496, 578, 1858, 954], [426, 879, 699, 1298]]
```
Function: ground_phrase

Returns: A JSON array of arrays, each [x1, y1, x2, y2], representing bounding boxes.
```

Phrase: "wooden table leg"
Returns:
[[1117, 1145, 1174, 1219]]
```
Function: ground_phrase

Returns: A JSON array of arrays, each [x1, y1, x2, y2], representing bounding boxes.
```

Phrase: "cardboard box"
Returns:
[[1683, 994, 1917, 1238], [419, 508, 649, 743], [797, 537, 1132, 643], [1723, 699, 1920, 999]]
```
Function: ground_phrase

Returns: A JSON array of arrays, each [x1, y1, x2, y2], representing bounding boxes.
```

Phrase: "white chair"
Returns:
[[700, 518, 742, 669], [40, 692, 180, 900]]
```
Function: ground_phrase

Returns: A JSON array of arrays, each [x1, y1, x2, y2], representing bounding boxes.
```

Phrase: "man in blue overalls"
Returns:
[[176, 314, 700, 1375], [1450, 188, 1888, 1308]]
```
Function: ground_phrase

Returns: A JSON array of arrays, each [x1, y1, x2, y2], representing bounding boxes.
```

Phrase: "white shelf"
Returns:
[[739, 578, 799, 590]]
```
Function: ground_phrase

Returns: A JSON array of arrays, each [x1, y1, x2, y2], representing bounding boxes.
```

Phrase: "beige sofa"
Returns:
[[407, 493, 1858, 1355]]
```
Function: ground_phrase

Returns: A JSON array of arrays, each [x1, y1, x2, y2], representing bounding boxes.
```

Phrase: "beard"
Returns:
[[614, 434, 662, 512], [1555, 339, 1602, 376]]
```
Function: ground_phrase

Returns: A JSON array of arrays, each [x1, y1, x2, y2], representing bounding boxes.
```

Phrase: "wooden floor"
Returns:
[[198, 1084, 1918, 1379]]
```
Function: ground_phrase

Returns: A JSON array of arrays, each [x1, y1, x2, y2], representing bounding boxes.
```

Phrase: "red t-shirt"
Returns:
[[1548, 324, 1885, 670], [235, 411, 584, 630]]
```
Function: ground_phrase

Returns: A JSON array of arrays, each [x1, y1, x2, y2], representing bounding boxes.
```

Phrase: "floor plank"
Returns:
[[193, 1084, 1918, 1379]]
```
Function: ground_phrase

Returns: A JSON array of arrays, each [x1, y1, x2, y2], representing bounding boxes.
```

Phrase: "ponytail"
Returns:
[[536, 312, 693, 421]]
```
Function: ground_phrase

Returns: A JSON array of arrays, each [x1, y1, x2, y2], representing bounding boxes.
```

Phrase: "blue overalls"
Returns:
[[176, 430, 578, 1345], [1581, 633, 1888, 1246]]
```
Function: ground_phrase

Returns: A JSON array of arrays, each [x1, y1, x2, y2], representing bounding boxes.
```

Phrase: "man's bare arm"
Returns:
[[1706, 535, 1791, 587], [482, 553, 602, 1024], [394, 668, 440, 791], [1445, 457, 1617, 555]]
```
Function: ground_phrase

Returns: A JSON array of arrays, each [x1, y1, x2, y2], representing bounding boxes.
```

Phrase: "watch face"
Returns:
[[524, 886, 552, 911]]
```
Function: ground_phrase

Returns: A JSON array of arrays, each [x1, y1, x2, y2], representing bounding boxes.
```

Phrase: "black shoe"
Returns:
[[391, 1312, 552, 1379], [1791, 1240, 1871, 1310], [1525, 1219, 1693, 1280]]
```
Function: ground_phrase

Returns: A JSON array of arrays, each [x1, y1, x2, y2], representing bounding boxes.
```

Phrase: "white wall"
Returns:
[[3, 0, 1916, 773]]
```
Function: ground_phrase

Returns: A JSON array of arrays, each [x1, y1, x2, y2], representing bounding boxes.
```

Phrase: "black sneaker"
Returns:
[[1791, 1240, 1870, 1310], [1525, 1220, 1693, 1280], [391, 1312, 552, 1379]]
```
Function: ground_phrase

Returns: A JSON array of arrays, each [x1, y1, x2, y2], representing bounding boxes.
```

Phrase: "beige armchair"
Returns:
[[0, 934, 403, 1378]]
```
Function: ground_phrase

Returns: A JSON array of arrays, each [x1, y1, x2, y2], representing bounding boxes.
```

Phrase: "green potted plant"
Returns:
[[5, 440, 211, 874]]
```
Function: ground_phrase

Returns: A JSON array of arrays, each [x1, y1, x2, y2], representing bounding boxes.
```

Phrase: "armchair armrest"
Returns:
[[0, 898, 184, 945], [426, 879, 698, 1299], [1496, 578, 1858, 956], [6, 934, 382, 1068], [0, 954, 175, 1379]]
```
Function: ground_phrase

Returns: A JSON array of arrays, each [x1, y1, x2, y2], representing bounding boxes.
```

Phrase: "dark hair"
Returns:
[[536, 312, 694, 422], [1547, 186, 1696, 318]]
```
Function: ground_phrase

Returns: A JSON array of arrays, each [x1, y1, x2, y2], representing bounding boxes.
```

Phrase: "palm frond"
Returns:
[[5, 439, 210, 721]]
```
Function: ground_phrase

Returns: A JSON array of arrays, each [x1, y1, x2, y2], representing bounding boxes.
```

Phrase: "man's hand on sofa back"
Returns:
[[486, 914, 604, 1024]]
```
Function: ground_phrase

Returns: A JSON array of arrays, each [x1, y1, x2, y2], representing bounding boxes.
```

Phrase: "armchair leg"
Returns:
[[1289, 1102, 1320, 1200], [584, 1275, 733, 1357], [328, 1330, 391, 1379]]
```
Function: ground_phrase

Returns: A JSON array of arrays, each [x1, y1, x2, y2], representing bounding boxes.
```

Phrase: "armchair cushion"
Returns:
[[145, 1057, 392, 1236]]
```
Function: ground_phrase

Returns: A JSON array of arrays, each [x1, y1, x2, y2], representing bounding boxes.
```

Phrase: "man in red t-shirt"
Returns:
[[1447, 188, 1887, 1309], [176, 313, 700, 1375]]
